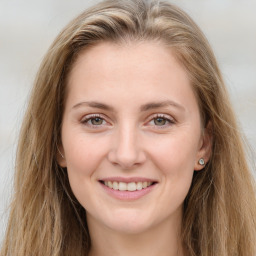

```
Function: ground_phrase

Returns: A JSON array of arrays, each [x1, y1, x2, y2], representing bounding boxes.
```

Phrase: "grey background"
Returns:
[[1, 0, 256, 242]]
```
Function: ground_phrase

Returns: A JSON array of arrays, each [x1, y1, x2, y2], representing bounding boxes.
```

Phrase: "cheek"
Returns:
[[149, 136, 197, 214], [63, 130, 108, 174], [62, 131, 109, 204], [148, 131, 199, 200], [149, 132, 199, 176]]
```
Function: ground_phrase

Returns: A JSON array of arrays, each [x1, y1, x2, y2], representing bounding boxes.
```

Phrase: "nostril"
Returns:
[[107, 144, 146, 169]]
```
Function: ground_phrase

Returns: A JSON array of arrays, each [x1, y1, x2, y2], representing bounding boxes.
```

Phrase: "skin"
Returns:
[[59, 41, 212, 256]]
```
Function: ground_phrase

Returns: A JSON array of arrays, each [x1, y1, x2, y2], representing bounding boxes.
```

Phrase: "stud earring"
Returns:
[[198, 158, 205, 166], [57, 146, 64, 159]]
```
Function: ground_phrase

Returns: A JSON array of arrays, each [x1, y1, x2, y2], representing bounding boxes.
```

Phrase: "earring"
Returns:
[[57, 146, 64, 159], [198, 158, 205, 166]]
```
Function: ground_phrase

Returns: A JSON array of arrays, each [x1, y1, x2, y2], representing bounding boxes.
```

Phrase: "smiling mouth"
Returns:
[[99, 180, 157, 191]]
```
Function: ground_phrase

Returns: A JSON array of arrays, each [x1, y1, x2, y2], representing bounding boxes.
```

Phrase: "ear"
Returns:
[[194, 121, 213, 171], [56, 144, 67, 167]]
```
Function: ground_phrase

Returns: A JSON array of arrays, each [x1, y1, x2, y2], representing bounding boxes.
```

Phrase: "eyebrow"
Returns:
[[72, 100, 185, 112], [140, 100, 185, 112], [72, 101, 114, 111]]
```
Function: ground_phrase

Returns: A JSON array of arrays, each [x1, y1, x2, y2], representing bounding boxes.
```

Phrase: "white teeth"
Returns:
[[107, 181, 113, 189], [118, 182, 127, 191], [113, 181, 118, 190], [127, 182, 136, 191], [136, 182, 142, 190], [103, 180, 154, 191]]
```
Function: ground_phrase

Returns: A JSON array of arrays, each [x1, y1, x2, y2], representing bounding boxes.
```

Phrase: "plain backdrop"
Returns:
[[1, 0, 256, 243]]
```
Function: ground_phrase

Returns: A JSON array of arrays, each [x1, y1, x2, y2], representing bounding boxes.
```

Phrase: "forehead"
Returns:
[[68, 40, 188, 83], [65, 41, 199, 115]]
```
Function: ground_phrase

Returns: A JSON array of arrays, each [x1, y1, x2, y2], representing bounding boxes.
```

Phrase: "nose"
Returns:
[[107, 124, 146, 169]]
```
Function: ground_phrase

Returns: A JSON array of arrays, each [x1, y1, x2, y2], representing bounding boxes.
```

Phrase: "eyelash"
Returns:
[[147, 114, 175, 128], [81, 113, 175, 129], [81, 114, 107, 128]]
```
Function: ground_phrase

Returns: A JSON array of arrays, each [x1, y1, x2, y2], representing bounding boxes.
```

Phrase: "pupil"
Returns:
[[92, 117, 103, 125], [154, 118, 166, 125]]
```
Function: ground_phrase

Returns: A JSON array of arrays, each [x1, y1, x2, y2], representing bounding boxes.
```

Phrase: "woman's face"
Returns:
[[59, 41, 211, 234]]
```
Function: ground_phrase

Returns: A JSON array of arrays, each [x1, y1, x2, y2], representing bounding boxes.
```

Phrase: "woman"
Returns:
[[1, 0, 256, 255]]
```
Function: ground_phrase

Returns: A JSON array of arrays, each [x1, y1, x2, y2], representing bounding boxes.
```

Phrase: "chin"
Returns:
[[108, 220, 151, 235], [103, 210, 155, 235]]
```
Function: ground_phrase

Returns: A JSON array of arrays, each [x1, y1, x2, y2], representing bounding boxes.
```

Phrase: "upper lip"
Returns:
[[99, 176, 158, 183]]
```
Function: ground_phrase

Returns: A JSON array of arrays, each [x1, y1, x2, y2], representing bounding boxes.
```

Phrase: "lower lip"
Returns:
[[99, 182, 157, 200]]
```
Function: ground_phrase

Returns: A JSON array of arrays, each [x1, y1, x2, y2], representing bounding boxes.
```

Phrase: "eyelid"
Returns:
[[80, 113, 175, 129], [81, 113, 103, 121], [145, 113, 176, 127], [81, 113, 111, 127], [152, 113, 174, 119]]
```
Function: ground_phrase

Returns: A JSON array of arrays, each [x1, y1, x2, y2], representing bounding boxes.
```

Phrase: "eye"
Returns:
[[147, 114, 175, 128], [81, 114, 107, 127], [90, 117, 104, 125], [154, 117, 168, 126]]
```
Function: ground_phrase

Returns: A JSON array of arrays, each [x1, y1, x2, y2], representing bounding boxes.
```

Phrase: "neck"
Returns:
[[87, 214, 185, 256]]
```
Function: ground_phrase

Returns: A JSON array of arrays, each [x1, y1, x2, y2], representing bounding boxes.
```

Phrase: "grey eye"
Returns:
[[90, 117, 104, 125], [154, 117, 167, 126]]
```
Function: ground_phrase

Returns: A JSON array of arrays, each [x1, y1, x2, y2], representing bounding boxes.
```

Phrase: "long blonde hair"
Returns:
[[1, 0, 256, 255]]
